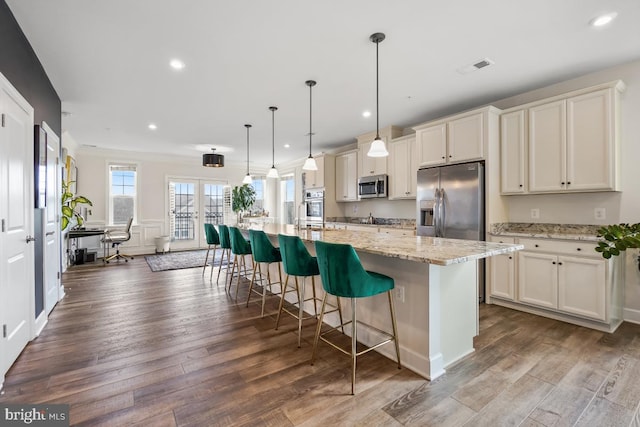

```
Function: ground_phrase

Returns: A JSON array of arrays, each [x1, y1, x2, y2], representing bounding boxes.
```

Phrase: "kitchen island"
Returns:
[[245, 224, 522, 380]]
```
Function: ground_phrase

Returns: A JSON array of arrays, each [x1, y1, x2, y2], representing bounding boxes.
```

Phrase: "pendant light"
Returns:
[[202, 148, 224, 167], [266, 106, 279, 178], [302, 80, 318, 171], [367, 32, 389, 158], [242, 124, 253, 184]]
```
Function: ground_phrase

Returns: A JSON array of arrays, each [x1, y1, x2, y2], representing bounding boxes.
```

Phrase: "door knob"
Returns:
[[26, 235, 36, 243]]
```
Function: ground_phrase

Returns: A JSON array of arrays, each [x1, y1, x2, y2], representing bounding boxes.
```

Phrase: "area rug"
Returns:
[[145, 249, 228, 272]]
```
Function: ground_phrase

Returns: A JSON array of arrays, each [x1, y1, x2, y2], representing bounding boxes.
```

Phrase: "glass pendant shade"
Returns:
[[267, 166, 279, 178], [367, 137, 389, 157], [303, 156, 318, 171], [242, 173, 252, 184]]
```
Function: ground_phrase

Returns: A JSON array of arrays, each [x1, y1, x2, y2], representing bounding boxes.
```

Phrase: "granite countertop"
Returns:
[[325, 217, 416, 230], [247, 224, 522, 266], [490, 223, 602, 241]]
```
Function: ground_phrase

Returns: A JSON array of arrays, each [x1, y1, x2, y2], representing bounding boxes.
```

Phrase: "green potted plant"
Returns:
[[595, 223, 640, 259], [61, 180, 93, 231], [231, 184, 256, 223]]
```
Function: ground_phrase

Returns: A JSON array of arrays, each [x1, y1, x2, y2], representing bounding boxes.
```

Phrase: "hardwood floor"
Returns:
[[2, 256, 640, 426]]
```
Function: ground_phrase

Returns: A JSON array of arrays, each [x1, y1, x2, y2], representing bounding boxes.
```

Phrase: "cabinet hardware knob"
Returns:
[[561, 182, 565, 185], [577, 248, 581, 251], [519, 184, 523, 187], [558, 262, 563, 265], [448, 155, 452, 158], [552, 261, 556, 264], [508, 256, 512, 259], [535, 244, 539, 247], [441, 156, 445, 159], [567, 182, 571, 185]]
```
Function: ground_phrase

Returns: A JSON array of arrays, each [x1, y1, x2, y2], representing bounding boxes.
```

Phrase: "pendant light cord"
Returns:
[[309, 82, 313, 157], [245, 124, 251, 176], [271, 109, 275, 167], [375, 39, 380, 140]]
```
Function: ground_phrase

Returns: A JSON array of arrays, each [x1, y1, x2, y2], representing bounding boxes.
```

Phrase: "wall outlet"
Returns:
[[594, 208, 606, 220], [353, 204, 358, 214], [530, 208, 540, 219], [394, 285, 405, 303]]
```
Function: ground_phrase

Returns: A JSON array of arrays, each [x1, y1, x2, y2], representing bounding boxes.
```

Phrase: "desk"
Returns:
[[67, 229, 106, 265]]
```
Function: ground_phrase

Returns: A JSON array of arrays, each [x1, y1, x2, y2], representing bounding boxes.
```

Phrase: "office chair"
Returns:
[[103, 217, 134, 263]]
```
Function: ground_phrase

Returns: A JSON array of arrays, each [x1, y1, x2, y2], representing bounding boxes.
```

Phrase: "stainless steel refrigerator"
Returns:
[[416, 161, 486, 301]]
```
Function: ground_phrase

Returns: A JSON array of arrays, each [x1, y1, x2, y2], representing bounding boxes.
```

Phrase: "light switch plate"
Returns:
[[531, 208, 540, 219], [594, 208, 606, 220]]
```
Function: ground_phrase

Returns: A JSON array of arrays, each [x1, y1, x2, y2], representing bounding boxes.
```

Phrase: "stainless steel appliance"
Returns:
[[417, 161, 486, 300], [358, 174, 388, 198], [304, 188, 324, 227]]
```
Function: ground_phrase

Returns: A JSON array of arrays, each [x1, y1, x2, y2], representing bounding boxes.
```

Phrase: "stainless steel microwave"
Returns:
[[358, 174, 388, 198]]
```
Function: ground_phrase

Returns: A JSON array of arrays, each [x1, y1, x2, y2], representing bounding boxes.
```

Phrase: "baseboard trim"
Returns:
[[623, 308, 640, 325]]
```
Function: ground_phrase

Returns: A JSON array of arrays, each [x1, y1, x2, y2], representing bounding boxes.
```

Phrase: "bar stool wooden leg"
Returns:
[[202, 246, 211, 276], [246, 261, 260, 308], [275, 275, 290, 330], [209, 246, 217, 282], [351, 298, 357, 395], [216, 248, 227, 284], [311, 276, 318, 316], [298, 276, 304, 348], [227, 255, 238, 293], [311, 293, 328, 365]]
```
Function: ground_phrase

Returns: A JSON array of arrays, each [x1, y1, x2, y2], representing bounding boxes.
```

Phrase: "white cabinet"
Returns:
[[500, 110, 527, 194], [414, 107, 498, 167], [488, 236, 516, 301], [516, 238, 607, 321], [502, 81, 623, 195], [388, 135, 417, 199], [357, 126, 403, 177], [335, 151, 358, 202]]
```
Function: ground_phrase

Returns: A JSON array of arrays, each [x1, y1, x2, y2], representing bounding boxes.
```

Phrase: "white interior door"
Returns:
[[42, 122, 61, 314], [168, 179, 200, 250], [0, 73, 35, 385]]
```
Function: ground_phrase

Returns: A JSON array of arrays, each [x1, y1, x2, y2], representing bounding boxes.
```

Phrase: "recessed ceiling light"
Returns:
[[590, 12, 617, 27], [148, 123, 157, 130], [170, 59, 185, 70], [284, 144, 290, 148], [362, 111, 372, 118]]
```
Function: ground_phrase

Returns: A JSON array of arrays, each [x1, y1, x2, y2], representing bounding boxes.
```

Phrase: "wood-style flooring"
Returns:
[[2, 256, 640, 426]]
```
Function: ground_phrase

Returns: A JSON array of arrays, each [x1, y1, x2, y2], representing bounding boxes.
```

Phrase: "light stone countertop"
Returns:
[[246, 224, 523, 266], [490, 223, 602, 241]]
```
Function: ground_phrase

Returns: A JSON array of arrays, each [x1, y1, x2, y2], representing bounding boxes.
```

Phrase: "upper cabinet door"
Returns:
[[335, 151, 358, 202], [416, 123, 446, 166], [566, 88, 615, 191], [447, 112, 484, 163], [359, 139, 388, 176], [528, 100, 566, 193], [500, 110, 526, 194], [388, 136, 417, 199]]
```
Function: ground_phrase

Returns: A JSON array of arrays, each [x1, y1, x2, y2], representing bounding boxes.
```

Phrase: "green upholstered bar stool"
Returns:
[[312, 240, 401, 395], [276, 234, 323, 347], [202, 223, 221, 282], [228, 226, 254, 300], [246, 230, 283, 317], [216, 225, 232, 285]]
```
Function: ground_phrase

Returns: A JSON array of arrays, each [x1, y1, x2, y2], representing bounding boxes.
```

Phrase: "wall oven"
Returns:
[[304, 189, 324, 227], [358, 174, 388, 198]]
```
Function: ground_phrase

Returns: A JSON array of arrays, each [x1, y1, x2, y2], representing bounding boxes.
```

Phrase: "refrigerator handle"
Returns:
[[439, 188, 445, 237], [434, 188, 441, 237]]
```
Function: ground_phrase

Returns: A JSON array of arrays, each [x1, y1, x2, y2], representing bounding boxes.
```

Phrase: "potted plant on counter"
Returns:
[[595, 223, 640, 259], [61, 180, 93, 231], [232, 184, 256, 224]]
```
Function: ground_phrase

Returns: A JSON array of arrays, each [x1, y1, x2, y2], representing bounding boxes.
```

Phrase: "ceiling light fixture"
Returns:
[[203, 148, 224, 167], [367, 32, 388, 158], [148, 123, 157, 130], [170, 59, 185, 70], [267, 106, 279, 178], [590, 12, 617, 27], [362, 111, 372, 118], [302, 80, 318, 171], [242, 124, 253, 184]]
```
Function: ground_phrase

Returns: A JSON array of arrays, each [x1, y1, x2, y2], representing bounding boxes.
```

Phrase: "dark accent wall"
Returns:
[[0, 1, 61, 136], [1, 1, 62, 317]]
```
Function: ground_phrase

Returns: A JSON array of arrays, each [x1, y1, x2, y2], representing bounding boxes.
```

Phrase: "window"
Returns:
[[251, 177, 266, 215], [280, 174, 295, 224], [109, 164, 137, 225], [203, 183, 225, 225]]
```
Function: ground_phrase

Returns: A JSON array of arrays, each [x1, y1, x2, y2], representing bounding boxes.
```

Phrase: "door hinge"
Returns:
[[1, 113, 5, 127], [1, 218, 5, 232], [2, 324, 6, 338], [57, 271, 61, 280]]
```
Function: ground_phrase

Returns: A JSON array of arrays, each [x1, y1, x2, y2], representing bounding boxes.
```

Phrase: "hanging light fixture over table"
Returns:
[[242, 124, 253, 184], [267, 106, 279, 178], [302, 80, 318, 171], [202, 148, 224, 167], [367, 32, 389, 158]]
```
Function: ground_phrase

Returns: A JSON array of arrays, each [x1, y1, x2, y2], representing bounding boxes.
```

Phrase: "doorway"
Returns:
[[168, 179, 226, 250]]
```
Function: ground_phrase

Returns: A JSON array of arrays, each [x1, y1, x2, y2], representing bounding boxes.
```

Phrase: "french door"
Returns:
[[168, 178, 226, 250]]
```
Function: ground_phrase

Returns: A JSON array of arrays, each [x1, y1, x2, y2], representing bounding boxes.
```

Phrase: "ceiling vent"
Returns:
[[457, 58, 494, 75]]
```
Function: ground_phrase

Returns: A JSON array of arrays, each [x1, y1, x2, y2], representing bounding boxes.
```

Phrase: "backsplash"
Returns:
[[327, 216, 416, 228]]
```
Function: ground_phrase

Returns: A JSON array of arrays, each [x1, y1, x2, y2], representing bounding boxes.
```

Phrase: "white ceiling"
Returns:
[[7, 0, 640, 169]]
